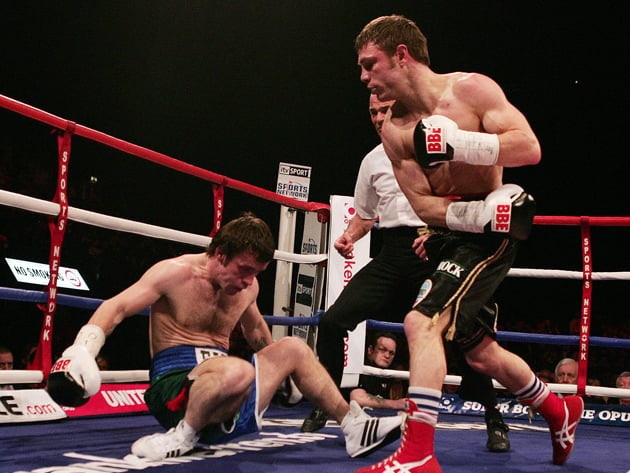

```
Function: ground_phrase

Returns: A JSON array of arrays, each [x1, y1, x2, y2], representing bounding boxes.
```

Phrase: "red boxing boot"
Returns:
[[536, 394, 584, 465], [354, 400, 442, 473], [549, 396, 584, 465]]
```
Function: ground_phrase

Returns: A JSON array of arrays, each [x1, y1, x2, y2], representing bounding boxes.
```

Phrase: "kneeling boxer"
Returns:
[[48, 214, 401, 460]]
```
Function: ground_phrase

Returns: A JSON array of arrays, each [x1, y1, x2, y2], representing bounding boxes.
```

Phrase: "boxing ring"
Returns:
[[1, 94, 630, 473]]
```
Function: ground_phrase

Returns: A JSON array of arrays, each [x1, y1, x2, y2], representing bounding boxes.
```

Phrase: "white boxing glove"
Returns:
[[445, 184, 536, 240], [47, 324, 105, 406], [414, 115, 500, 167]]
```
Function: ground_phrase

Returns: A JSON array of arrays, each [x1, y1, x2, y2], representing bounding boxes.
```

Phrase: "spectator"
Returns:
[[96, 353, 110, 371], [349, 332, 407, 410], [554, 358, 606, 404], [554, 358, 578, 385], [615, 371, 630, 406], [0, 345, 15, 389], [586, 376, 608, 405], [19, 344, 37, 370]]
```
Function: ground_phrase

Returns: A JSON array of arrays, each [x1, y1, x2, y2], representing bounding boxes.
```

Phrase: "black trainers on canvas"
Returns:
[[485, 411, 510, 452], [301, 407, 328, 432]]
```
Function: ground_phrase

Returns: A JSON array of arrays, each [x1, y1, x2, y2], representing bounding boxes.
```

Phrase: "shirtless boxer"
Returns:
[[352, 15, 583, 472], [47, 213, 401, 461], [304, 94, 511, 453]]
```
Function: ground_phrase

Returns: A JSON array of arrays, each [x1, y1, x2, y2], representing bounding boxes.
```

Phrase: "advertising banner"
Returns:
[[326, 195, 371, 388]]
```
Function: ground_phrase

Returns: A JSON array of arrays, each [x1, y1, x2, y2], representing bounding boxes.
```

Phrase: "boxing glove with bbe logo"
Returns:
[[445, 184, 536, 240], [414, 115, 500, 168], [47, 324, 105, 407]]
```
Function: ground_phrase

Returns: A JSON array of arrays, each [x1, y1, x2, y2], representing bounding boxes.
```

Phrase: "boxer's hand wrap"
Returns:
[[47, 324, 105, 407], [414, 115, 500, 167], [445, 184, 536, 240]]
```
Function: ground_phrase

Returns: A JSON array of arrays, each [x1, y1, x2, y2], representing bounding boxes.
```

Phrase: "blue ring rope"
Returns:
[[1, 287, 627, 349]]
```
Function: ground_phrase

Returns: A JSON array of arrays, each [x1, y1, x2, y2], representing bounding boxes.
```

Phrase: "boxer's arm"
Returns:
[[88, 260, 172, 334], [389, 161, 450, 226], [413, 114, 498, 167], [383, 102, 536, 239], [240, 292, 274, 351], [48, 260, 171, 406], [392, 175, 535, 240], [445, 184, 536, 240], [460, 72, 541, 167], [415, 74, 540, 168]]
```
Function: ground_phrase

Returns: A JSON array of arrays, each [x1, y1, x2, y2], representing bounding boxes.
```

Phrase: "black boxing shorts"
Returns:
[[412, 229, 517, 351]]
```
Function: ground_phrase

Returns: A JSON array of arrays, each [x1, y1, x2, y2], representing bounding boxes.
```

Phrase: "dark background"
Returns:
[[0, 2, 627, 378]]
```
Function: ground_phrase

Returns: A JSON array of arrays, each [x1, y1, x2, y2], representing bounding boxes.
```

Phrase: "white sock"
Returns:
[[408, 386, 441, 424], [178, 419, 200, 443]]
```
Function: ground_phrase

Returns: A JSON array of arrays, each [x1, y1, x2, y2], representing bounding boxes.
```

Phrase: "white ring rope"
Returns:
[[3, 189, 628, 279], [507, 268, 630, 281], [0, 370, 43, 384], [0, 370, 149, 385], [361, 366, 630, 401], [0, 189, 328, 264], [4, 364, 629, 401]]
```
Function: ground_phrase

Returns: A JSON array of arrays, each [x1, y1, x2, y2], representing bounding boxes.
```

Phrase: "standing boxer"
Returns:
[[353, 15, 583, 472], [303, 94, 511, 453], [48, 213, 401, 461]]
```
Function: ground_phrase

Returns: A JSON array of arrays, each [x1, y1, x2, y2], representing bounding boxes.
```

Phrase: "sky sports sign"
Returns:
[[276, 162, 311, 202]]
